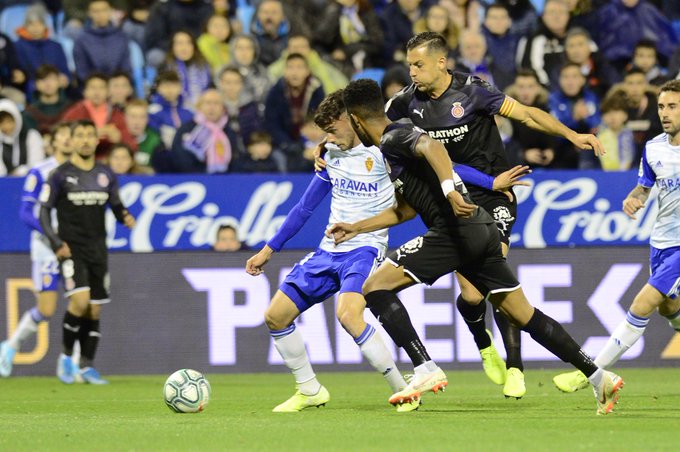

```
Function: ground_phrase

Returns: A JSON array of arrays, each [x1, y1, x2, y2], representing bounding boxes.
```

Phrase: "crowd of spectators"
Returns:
[[1, 0, 679, 177]]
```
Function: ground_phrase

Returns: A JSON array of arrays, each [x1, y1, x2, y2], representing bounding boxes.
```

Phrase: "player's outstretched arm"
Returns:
[[246, 245, 275, 276], [326, 192, 417, 244], [454, 164, 531, 201], [623, 185, 651, 219], [504, 101, 605, 156]]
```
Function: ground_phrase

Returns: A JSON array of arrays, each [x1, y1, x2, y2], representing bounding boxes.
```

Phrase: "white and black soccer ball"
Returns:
[[164, 369, 211, 413]]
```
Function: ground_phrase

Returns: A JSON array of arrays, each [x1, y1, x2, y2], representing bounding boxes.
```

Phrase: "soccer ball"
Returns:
[[163, 369, 211, 413]]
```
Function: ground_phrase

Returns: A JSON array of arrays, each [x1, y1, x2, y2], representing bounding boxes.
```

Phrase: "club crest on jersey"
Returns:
[[365, 156, 374, 172], [97, 173, 109, 188], [451, 102, 465, 118]]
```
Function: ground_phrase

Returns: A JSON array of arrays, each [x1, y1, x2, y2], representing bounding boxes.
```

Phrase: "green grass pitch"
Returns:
[[1, 368, 678, 451]]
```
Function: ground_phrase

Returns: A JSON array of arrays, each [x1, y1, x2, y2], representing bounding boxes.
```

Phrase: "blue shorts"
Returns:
[[280, 246, 379, 313], [32, 258, 60, 292], [649, 246, 680, 299]]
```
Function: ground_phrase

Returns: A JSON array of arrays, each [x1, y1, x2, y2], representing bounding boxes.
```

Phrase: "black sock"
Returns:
[[523, 309, 597, 377], [62, 311, 83, 356], [493, 308, 523, 371], [365, 290, 431, 366], [79, 319, 100, 368], [456, 295, 491, 350]]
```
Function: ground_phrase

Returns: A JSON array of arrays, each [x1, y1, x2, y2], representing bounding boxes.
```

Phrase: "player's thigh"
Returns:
[[659, 295, 680, 317], [87, 303, 102, 320], [37, 291, 59, 317], [264, 290, 301, 330], [62, 257, 90, 314], [488, 288, 534, 327], [648, 246, 680, 301], [363, 260, 417, 293], [630, 284, 667, 318]]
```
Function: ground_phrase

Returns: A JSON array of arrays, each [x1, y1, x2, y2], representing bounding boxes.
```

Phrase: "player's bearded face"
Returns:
[[72, 127, 98, 158], [406, 47, 443, 94], [658, 91, 680, 136], [348, 114, 373, 147]]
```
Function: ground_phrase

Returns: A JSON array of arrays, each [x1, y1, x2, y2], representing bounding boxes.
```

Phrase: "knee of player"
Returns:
[[336, 309, 361, 332], [263, 309, 287, 331]]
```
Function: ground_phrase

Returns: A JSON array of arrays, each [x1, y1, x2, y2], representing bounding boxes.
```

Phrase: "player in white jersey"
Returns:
[[246, 90, 423, 412], [554, 80, 680, 393], [0, 123, 72, 377]]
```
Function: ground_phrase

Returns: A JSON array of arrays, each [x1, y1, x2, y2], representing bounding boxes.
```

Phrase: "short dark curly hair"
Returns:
[[660, 79, 680, 95], [313, 90, 345, 131], [343, 79, 384, 121]]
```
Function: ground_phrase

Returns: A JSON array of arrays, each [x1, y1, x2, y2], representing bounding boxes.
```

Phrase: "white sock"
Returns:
[[8, 310, 40, 350], [414, 360, 439, 375], [271, 325, 321, 396], [594, 312, 648, 369], [665, 309, 680, 331], [356, 325, 406, 392], [587, 367, 604, 388]]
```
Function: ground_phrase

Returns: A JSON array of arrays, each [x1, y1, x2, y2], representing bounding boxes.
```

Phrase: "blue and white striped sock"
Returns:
[[594, 311, 648, 369], [270, 324, 320, 396], [354, 324, 375, 346], [355, 324, 406, 392]]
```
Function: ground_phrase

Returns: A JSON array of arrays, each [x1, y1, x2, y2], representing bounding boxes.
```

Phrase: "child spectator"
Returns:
[[231, 130, 282, 173], [198, 15, 233, 72], [108, 71, 135, 111], [212, 224, 244, 252], [0, 99, 44, 176], [23, 65, 74, 135], [108, 143, 152, 174], [230, 34, 272, 105], [170, 89, 242, 173], [161, 31, 212, 110], [217, 66, 263, 147], [62, 73, 136, 158], [629, 39, 670, 87], [148, 70, 194, 149], [73, 0, 131, 84], [582, 92, 636, 170], [125, 99, 164, 171], [13, 4, 70, 98]]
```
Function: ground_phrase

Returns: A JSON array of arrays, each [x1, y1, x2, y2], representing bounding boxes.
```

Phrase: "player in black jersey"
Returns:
[[328, 79, 622, 415], [385, 32, 606, 398], [39, 120, 135, 385]]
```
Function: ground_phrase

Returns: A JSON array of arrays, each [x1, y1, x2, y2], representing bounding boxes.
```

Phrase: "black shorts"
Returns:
[[386, 223, 520, 297], [469, 188, 517, 246], [60, 253, 110, 304]]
